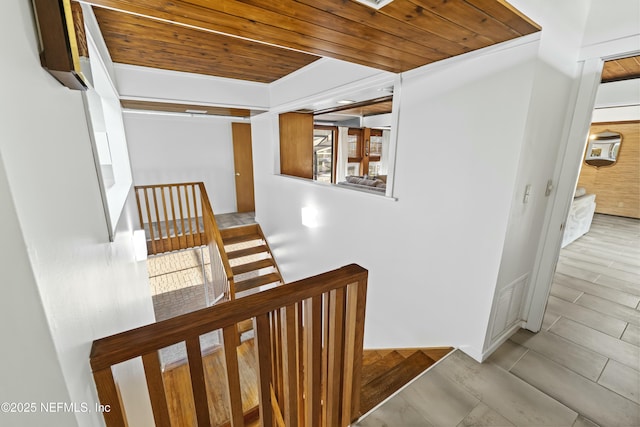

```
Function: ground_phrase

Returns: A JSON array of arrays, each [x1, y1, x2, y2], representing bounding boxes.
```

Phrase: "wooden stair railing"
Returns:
[[90, 264, 368, 427], [135, 182, 235, 300]]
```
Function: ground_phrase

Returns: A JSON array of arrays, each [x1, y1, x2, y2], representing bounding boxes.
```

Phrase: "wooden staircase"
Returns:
[[221, 223, 283, 299]]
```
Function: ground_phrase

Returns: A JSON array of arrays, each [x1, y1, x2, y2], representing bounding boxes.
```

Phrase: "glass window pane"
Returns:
[[348, 134, 359, 158], [313, 128, 334, 183]]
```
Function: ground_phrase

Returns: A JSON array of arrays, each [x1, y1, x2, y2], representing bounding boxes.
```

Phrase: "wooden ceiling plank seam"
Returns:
[[235, 0, 443, 62], [100, 29, 400, 77], [95, 12, 319, 68], [378, 0, 494, 51], [293, 0, 468, 61], [106, 44, 297, 83], [463, 0, 540, 35], [86, 0, 411, 72], [405, 0, 521, 43], [179, 0, 425, 69]]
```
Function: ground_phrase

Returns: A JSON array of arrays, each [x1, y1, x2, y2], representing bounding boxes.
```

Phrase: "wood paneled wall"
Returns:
[[577, 121, 640, 219]]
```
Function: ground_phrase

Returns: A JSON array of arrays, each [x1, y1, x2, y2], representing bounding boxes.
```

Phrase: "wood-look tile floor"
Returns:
[[356, 214, 640, 426]]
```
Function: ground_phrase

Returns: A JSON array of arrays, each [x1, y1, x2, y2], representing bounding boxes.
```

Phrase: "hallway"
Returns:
[[356, 214, 640, 426]]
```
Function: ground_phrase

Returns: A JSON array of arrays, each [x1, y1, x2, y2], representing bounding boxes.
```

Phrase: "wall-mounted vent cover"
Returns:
[[353, 0, 394, 10]]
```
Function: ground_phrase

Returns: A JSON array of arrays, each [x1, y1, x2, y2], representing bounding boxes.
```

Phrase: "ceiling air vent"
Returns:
[[353, 0, 394, 9]]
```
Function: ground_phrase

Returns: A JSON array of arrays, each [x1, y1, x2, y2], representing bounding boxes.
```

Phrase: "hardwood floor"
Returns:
[[359, 347, 454, 417], [356, 214, 640, 426]]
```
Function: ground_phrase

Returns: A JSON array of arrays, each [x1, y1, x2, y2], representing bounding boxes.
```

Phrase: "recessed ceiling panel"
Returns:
[[82, 0, 540, 80], [602, 56, 640, 83], [93, 8, 320, 83]]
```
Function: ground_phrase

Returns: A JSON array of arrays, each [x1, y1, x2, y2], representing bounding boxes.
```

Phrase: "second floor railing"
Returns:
[[90, 264, 368, 427], [134, 182, 234, 300]]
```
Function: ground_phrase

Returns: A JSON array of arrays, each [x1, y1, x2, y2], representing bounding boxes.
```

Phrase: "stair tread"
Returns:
[[227, 245, 269, 259], [223, 233, 262, 246], [359, 351, 437, 416], [232, 258, 275, 276], [235, 273, 282, 293], [361, 351, 406, 386], [220, 224, 259, 239]]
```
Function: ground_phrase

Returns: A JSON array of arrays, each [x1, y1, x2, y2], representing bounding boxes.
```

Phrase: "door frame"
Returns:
[[525, 42, 640, 331]]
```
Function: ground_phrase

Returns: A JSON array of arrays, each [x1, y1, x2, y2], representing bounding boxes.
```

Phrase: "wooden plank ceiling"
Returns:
[[602, 56, 640, 83], [120, 100, 265, 117], [78, 0, 540, 84]]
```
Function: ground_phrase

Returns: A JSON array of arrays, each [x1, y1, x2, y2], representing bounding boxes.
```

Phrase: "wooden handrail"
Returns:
[[90, 264, 368, 427]]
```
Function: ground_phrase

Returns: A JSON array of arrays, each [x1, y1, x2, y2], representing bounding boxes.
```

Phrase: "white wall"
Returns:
[[253, 40, 539, 360], [114, 63, 270, 110], [124, 112, 240, 213], [486, 0, 593, 355], [0, 0, 156, 425]]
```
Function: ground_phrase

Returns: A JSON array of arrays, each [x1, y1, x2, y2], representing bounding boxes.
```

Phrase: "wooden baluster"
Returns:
[[143, 188, 157, 255], [297, 301, 305, 427], [254, 314, 274, 427], [341, 281, 367, 425], [142, 351, 171, 427], [134, 187, 144, 233], [153, 187, 164, 252], [192, 184, 201, 246], [185, 184, 195, 247], [281, 304, 299, 427], [185, 336, 211, 427], [160, 186, 172, 252], [222, 326, 245, 427], [177, 185, 187, 248], [168, 185, 179, 249], [321, 292, 330, 427], [92, 367, 127, 427], [304, 296, 322, 427], [325, 288, 346, 427]]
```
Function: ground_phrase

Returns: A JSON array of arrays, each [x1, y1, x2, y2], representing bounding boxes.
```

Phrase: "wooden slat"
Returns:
[[223, 233, 262, 246], [152, 187, 163, 242], [235, 273, 281, 293], [82, 0, 538, 80], [602, 56, 640, 83], [93, 368, 127, 427], [304, 296, 322, 427], [254, 314, 274, 427], [222, 326, 245, 427], [176, 185, 187, 247], [341, 280, 368, 424], [168, 186, 180, 248], [185, 337, 211, 427], [270, 385, 286, 427], [90, 264, 367, 370], [232, 259, 275, 276], [184, 184, 195, 247], [227, 245, 269, 260], [326, 288, 346, 426], [160, 187, 172, 251], [142, 351, 171, 427], [281, 305, 299, 427]]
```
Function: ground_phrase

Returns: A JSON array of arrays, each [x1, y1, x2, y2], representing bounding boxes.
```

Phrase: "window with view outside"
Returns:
[[313, 127, 335, 183]]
